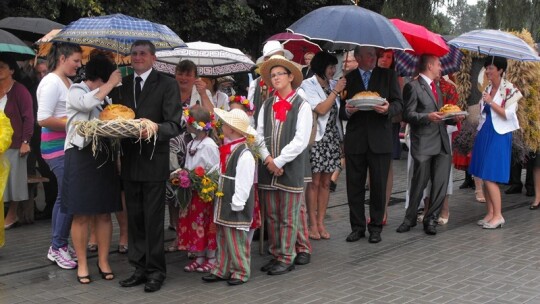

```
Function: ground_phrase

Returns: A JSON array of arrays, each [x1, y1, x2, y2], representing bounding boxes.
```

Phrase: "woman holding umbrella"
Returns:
[[469, 56, 522, 229]]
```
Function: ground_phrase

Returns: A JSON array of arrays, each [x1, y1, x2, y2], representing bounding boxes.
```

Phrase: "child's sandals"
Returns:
[[196, 258, 216, 273], [183, 260, 201, 272]]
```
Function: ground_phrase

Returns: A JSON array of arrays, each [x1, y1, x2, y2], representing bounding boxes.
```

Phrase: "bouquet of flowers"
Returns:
[[170, 166, 223, 209]]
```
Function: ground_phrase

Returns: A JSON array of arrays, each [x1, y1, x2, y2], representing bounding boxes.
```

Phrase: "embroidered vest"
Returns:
[[214, 143, 255, 229], [258, 94, 309, 192]]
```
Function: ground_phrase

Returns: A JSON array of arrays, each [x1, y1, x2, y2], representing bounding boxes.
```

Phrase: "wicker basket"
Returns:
[[74, 119, 148, 139]]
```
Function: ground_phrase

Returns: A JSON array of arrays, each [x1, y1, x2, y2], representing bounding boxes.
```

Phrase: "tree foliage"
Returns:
[[447, 0, 486, 35]]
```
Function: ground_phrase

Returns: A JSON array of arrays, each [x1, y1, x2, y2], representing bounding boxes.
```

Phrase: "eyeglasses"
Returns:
[[270, 72, 289, 78]]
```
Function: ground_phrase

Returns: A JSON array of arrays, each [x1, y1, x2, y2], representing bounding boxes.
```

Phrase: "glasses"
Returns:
[[270, 71, 289, 78]]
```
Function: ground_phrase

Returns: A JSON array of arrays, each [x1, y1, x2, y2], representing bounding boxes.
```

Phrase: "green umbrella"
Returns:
[[0, 29, 35, 60]]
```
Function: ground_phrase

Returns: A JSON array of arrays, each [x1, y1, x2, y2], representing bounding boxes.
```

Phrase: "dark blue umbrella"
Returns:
[[51, 14, 186, 55], [287, 5, 412, 51], [394, 44, 464, 77]]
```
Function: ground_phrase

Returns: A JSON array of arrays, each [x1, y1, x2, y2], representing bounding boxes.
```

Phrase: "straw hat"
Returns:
[[256, 40, 293, 63], [213, 108, 257, 137], [260, 54, 303, 89]]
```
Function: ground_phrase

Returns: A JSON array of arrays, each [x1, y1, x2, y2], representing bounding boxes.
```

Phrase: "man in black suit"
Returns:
[[340, 46, 402, 244], [396, 54, 461, 235], [114, 40, 182, 292]]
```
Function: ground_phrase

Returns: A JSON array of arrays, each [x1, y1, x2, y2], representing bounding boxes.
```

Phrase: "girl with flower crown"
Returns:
[[176, 105, 220, 272]]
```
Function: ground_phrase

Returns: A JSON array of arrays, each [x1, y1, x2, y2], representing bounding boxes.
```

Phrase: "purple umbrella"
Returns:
[[394, 43, 464, 77]]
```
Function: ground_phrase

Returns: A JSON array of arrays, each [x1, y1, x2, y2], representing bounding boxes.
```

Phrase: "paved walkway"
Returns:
[[1, 157, 539, 304]]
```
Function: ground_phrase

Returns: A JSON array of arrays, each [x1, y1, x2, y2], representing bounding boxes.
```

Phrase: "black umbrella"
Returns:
[[0, 29, 35, 60], [0, 17, 64, 42]]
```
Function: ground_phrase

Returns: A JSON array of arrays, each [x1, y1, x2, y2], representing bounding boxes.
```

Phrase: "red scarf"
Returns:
[[272, 90, 295, 122], [219, 137, 246, 173]]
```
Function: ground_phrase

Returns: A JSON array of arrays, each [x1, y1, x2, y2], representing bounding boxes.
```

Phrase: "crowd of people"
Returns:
[[1, 36, 538, 292]]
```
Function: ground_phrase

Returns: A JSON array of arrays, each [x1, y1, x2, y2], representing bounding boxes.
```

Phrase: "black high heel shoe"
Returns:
[[530, 202, 540, 210], [97, 262, 115, 280], [77, 274, 92, 284]]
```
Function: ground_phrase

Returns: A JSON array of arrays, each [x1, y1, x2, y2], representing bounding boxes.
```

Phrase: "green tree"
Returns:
[[447, 0, 487, 35]]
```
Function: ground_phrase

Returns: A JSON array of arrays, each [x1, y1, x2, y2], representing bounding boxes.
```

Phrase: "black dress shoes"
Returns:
[[368, 231, 381, 243], [396, 222, 415, 233], [458, 180, 475, 189], [424, 224, 437, 235], [119, 274, 146, 287], [202, 274, 226, 283], [144, 278, 162, 293], [227, 278, 245, 285], [260, 259, 278, 272], [345, 230, 365, 242], [268, 262, 295, 275], [505, 185, 522, 194], [294, 252, 311, 265]]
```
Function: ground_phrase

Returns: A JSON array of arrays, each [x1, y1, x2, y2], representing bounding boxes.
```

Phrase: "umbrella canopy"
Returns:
[[153, 41, 254, 77], [0, 29, 35, 61], [394, 44, 464, 77], [287, 5, 412, 51], [50, 13, 185, 55], [448, 29, 540, 61], [37, 29, 131, 65], [390, 19, 449, 56], [0, 17, 64, 42], [265, 32, 322, 64]]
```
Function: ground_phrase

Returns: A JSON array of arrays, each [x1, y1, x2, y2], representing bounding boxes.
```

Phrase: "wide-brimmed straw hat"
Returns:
[[260, 54, 303, 89], [213, 108, 257, 137]]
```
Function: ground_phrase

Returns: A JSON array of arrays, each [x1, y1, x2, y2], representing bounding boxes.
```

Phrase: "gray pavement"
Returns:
[[1, 157, 540, 304]]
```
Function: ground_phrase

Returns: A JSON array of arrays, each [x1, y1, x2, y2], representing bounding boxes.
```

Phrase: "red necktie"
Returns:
[[273, 90, 295, 122], [430, 81, 439, 105], [219, 138, 246, 173]]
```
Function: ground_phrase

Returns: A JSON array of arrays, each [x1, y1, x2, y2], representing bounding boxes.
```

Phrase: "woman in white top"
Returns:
[[37, 42, 82, 270], [299, 52, 346, 240], [469, 56, 522, 229], [175, 60, 214, 112]]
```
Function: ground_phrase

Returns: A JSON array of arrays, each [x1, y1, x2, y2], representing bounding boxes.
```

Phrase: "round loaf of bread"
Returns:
[[99, 104, 136, 120], [352, 91, 381, 99], [440, 104, 461, 113]]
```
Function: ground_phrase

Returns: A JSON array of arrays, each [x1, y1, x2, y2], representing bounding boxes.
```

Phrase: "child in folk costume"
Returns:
[[257, 55, 312, 275], [202, 108, 257, 285], [177, 106, 220, 272]]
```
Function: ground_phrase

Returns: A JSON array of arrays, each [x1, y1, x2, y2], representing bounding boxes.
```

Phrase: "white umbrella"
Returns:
[[153, 41, 255, 76], [448, 29, 540, 61]]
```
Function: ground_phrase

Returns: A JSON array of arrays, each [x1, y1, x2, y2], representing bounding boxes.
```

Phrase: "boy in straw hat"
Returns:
[[202, 108, 257, 286], [256, 54, 313, 275]]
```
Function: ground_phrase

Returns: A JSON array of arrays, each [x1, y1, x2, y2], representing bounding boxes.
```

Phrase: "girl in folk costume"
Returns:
[[256, 55, 313, 275], [202, 108, 257, 285], [228, 96, 261, 239], [177, 105, 220, 272]]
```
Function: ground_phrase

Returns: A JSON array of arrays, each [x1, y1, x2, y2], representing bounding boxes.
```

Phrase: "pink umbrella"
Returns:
[[265, 32, 322, 64]]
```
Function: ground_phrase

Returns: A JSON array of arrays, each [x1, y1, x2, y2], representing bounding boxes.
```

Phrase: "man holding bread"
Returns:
[[340, 46, 402, 244]]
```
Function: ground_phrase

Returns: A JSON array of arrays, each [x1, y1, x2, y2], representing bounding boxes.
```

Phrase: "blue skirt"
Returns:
[[468, 110, 512, 183]]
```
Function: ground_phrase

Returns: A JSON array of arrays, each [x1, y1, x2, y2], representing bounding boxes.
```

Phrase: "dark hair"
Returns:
[[378, 49, 395, 69], [47, 42, 83, 71], [0, 53, 21, 81], [417, 54, 437, 73], [270, 65, 291, 74], [131, 40, 156, 55], [176, 59, 198, 77], [310, 52, 337, 79], [484, 56, 507, 73], [85, 54, 116, 82]]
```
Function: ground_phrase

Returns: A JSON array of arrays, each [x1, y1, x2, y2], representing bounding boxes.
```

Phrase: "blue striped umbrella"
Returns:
[[51, 14, 185, 55], [448, 29, 540, 61], [394, 44, 464, 77]]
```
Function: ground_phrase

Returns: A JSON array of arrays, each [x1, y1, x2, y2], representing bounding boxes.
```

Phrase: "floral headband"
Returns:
[[229, 95, 254, 112], [183, 109, 216, 131]]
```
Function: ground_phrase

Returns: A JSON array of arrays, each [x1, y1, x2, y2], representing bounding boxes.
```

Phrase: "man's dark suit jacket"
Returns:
[[339, 67, 403, 154], [402, 77, 451, 158], [112, 69, 182, 181]]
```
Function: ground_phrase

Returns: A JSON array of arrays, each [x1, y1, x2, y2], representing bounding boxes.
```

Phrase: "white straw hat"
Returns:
[[214, 108, 257, 137]]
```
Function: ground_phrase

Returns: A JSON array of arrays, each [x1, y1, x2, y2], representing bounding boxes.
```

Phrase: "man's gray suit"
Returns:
[[402, 77, 452, 226]]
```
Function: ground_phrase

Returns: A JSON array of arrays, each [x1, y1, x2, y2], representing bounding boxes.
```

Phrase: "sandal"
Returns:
[[319, 230, 331, 239], [308, 228, 321, 240], [97, 262, 115, 280], [87, 243, 98, 252], [183, 260, 201, 272], [118, 244, 128, 254], [475, 190, 486, 203], [196, 259, 216, 273], [77, 274, 92, 284]]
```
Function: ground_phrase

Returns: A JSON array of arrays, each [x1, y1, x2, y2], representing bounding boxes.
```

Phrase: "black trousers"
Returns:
[[123, 180, 166, 281], [345, 150, 391, 233], [508, 157, 533, 188], [404, 152, 451, 226]]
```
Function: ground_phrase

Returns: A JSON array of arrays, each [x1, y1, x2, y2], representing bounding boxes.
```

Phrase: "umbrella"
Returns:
[[0, 17, 64, 42], [394, 43, 464, 77], [153, 41, 255, 77], [287, 5, 412, 51], [390, 19, 449, 56], [265, 32, 322, 64], [37, 29, 131, 65], [50, 13, 186, 55], [0, 29, 35, 61], [448, 29, 540, 61]]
